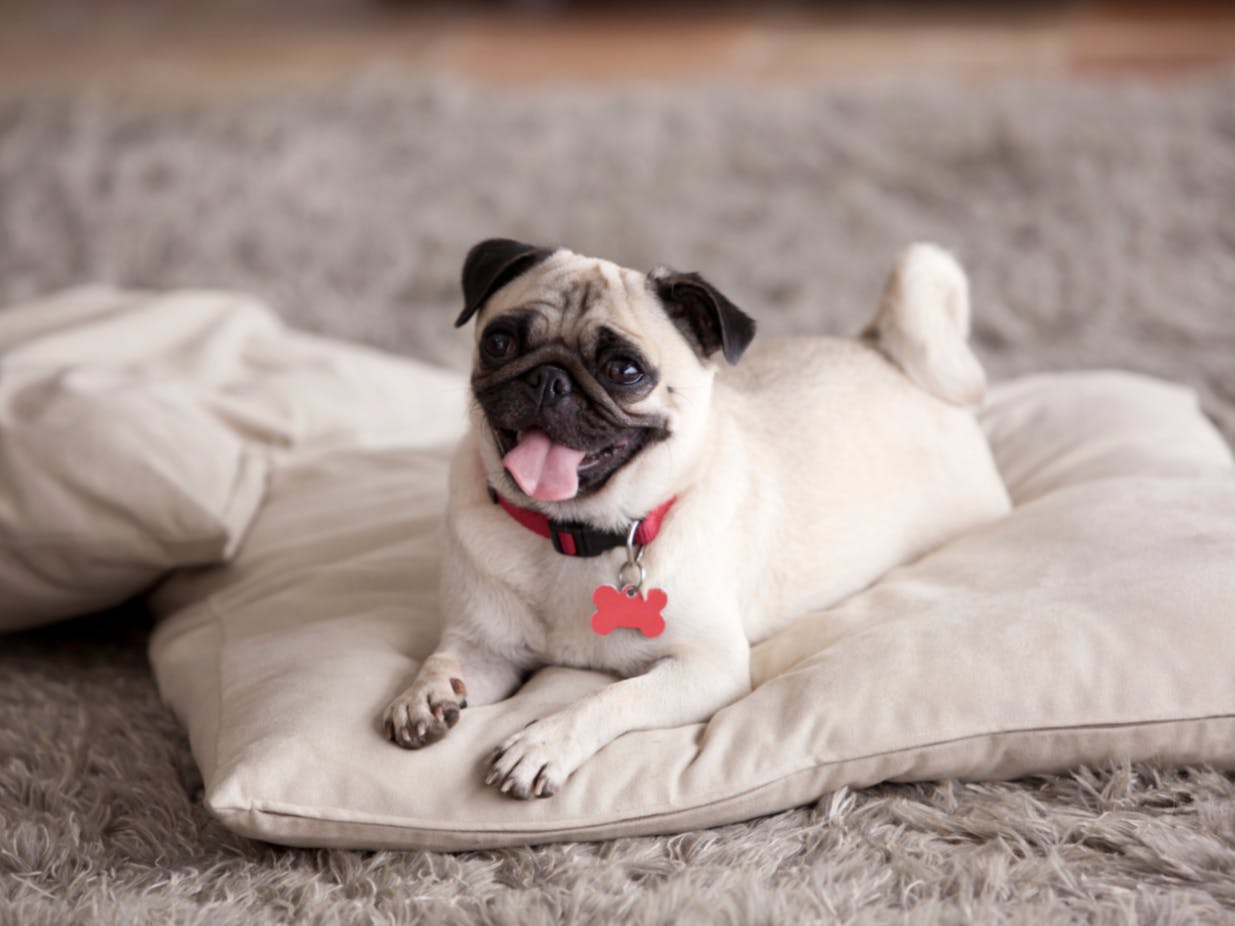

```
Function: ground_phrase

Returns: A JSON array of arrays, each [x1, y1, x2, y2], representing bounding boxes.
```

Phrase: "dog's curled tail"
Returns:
[[867, 242, 986, 407]]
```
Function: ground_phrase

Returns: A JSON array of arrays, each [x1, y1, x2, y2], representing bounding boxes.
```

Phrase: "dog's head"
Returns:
[[456, 238, 756, 523]]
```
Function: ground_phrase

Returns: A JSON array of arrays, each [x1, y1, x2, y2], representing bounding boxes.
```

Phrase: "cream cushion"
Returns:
[[6, 288, 1233, 851], [145, 306, 1234, 850], [149, 367, 1235, 851]]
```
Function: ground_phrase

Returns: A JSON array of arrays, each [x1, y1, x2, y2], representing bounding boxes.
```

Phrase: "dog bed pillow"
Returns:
[[142, 318, 1235, 848]]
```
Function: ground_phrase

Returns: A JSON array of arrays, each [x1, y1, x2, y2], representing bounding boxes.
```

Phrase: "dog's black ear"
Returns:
[[653, 270, 757, 365], [456, 238, 557, 328]]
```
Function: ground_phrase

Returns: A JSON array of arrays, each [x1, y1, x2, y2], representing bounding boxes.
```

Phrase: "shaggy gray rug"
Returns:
[[2, 73, 1234, 924]]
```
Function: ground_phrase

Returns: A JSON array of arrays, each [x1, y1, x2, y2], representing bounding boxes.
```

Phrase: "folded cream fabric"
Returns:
[[0, 287, 463, 632], [0, 288, 267, 630], [129, 292, 1233, 850]]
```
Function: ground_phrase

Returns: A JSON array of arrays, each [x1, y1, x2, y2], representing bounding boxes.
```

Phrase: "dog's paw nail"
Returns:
[[500, 777, 515, 794], [484, 769, 499, 786], [415, 720, 427, 740], [533, 765, 560, 798], [532, 770, 553, 798], [450, 677, 468, 698], [396, 726, 414, 748], [383, 719, 394, 741]]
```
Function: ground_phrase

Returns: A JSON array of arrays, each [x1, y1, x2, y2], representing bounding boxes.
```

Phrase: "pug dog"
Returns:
[[382, 238, 1011, 799]]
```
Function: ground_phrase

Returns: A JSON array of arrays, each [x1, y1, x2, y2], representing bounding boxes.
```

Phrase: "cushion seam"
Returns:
[[208, 710, 1235, 833], [208, 596, 227, 793]]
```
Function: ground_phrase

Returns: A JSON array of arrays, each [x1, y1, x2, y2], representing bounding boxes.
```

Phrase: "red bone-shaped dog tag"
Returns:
[[590, 585, 667, 638]]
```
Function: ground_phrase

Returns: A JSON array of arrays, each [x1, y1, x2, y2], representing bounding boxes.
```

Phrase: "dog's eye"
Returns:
[[481, 330, 517, 362], [604, 357, 644, 386]]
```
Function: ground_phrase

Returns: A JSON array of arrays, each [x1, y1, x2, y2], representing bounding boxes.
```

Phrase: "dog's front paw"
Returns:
[[383, 674, 468, 749], [484, 718, 583, 799]]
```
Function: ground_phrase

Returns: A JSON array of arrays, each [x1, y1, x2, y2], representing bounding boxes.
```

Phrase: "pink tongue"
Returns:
[[502, 430, 588, 501]]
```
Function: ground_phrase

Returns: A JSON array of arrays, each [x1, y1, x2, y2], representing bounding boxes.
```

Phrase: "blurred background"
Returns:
[[2, 1, 1234, 100], [0, 0, 1232, 415]]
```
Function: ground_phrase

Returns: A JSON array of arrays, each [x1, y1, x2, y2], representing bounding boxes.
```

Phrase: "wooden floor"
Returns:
[[1, 1, 1233, 103]]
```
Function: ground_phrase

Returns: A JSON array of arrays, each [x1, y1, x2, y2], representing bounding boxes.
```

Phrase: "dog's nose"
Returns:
[[524, 364, 573, 408]]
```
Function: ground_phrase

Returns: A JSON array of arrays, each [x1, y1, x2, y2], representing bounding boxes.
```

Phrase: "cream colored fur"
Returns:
[[867, 243, 987, 407], [384, 244, 1011, 799]]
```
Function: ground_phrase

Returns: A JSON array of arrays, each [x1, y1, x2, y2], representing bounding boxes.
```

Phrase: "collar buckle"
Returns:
[[548, 521, 614, 558]]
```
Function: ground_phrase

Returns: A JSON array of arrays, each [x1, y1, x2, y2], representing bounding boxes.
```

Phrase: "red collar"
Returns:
[[489, 488, 676, 558]]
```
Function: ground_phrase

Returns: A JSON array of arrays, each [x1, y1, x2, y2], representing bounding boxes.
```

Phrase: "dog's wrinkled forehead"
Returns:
[[457, 237, 758, 367], [480, 250, 653, 349]]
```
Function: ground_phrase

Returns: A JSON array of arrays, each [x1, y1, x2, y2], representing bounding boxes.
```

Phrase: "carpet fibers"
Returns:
[[1, 74, 1234, 924]]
